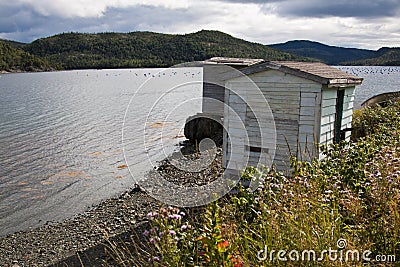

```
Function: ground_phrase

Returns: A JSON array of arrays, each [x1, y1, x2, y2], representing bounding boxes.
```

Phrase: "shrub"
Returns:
[[106, 101, 400, 266]]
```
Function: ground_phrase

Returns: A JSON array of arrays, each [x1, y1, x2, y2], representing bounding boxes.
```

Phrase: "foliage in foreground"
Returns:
[[107, 102, 400, 266]]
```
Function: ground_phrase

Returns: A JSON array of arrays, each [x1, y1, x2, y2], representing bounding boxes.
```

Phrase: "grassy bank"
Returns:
[[106, 102, 400, 266]]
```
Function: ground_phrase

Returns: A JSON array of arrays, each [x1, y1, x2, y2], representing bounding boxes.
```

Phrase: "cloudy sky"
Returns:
[[0, 0, 399, 50]]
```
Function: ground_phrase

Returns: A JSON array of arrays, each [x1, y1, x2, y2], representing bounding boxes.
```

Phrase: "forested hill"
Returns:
[[269, 40, 400, 66], [23, 30, 305, 69], [0, 39, 53, 72], [2, 31, 400, 72], [344, 47, 400, 66]]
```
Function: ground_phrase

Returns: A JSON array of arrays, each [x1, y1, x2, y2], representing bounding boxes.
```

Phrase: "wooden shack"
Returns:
[[202, 57, 264, 117], [218, 61, 363, 175]]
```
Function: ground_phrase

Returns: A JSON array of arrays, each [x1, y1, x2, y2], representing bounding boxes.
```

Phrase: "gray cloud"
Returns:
[[217, 0, 400, 18], [217, 0, 283, 2], [276, 0, 400, 18], [0, 0, 399, 49], [0, 4, 200, 42]]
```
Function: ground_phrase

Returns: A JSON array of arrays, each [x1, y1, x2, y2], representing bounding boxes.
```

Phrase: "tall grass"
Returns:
[[105, 102, 400, 266]]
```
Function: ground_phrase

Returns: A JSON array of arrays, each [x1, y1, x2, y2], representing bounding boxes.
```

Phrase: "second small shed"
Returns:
[[221, 61, 363, 175]]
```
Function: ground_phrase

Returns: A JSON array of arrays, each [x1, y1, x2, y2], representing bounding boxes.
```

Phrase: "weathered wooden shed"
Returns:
[[219, 61, 363, 175], [202, 57, 264, 118]]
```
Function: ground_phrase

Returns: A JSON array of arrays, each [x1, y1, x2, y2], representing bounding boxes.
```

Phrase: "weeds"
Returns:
[[106, 102, 400, 266]]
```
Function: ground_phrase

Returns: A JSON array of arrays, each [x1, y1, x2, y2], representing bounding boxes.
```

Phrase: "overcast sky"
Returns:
[[0, 0, 399, 50]]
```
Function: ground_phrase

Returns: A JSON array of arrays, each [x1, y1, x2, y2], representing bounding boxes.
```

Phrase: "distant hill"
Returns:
[[23, 30, 307, 69], [0, 39, 53, 72], [1, 31, 399, 72], [269, 40, 400, 66], [269, 40, 377, 65], [344, 47, 400, 66]]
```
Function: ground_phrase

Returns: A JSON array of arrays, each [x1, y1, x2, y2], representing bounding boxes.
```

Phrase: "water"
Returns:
[[335, 66, 400, 108], [0, 68, 203, 236], [0, 66, 399, 236]]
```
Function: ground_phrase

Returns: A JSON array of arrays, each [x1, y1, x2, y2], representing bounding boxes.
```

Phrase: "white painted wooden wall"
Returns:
[[319, 86, 355, 149], [223, 69, 357, 175], [224, 69, 322, 173], [202, 65, 227, 117], [341, 87, 356, 140], [319, 88, 338, 146]]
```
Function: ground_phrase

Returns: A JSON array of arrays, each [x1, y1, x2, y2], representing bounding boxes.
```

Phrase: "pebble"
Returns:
[[0, 141, 222, 266]]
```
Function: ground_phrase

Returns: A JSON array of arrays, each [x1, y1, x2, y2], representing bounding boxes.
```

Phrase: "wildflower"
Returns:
[[232, 257, 243, 267], [153, 256, 160, 261], [159, 231, 164, 237], [322, 198, 329, 203], [271, 183, 279, 189], [181, 225, 188, 230], [150, 238, 156, 243], [217, 240, 229, 249], [143, 230, 149, 236], [169, 230, 176, 236], [169, 214, 181, 220], [180, 211, 186, 216]]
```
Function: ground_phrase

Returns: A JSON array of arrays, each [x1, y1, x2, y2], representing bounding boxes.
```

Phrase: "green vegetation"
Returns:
[[270, 40, 376, 65], [0, 39, 53, 72], [107, 102, 400, 266], [270, 40, 400, 66], [345, 48, 400, 66], [1, 31, 399, 72], [23, 30, 306, 69]]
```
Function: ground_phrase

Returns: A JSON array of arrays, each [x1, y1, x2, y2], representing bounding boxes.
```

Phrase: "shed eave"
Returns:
[[326, 78, 363, 88]]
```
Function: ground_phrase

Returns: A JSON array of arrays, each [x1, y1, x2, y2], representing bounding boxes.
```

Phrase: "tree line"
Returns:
[[1, 30, 399, 72]]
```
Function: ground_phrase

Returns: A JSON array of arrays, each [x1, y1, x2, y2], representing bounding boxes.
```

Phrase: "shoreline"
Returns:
[[0, 144, 223, 266], [0, 187, 161, 266], [1, 65, 399, 75]]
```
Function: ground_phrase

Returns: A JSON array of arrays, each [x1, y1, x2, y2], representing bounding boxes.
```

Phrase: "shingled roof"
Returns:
[[240, 61, 363, 88], [205, 57, 265, 66]]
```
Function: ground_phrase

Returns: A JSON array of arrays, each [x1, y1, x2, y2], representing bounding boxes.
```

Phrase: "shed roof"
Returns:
[[239, 61, 363, 88], [205, 57, 265, 66]]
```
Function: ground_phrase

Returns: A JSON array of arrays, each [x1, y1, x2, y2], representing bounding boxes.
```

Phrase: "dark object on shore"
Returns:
[[361, 91, 400, 108], [184, 114, 223, 146]]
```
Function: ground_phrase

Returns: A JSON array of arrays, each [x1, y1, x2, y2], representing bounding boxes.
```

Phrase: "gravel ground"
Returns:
[[0, 143, 222, 266]]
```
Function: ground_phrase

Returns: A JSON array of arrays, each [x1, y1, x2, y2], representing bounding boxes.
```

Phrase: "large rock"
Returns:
[[184, 113, 223, 145]]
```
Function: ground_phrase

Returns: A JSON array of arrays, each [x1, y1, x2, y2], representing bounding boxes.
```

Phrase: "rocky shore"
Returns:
[[0, 144, 223, 266]]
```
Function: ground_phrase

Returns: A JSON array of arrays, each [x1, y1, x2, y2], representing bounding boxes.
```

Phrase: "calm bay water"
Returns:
[[0, 66, 399, 236], [336, 66, 400, 108], [0, 68, 203, 236]]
